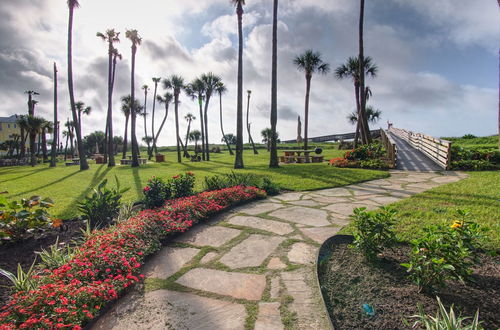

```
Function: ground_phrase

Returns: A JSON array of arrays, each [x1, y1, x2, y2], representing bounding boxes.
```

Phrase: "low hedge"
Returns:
[[0, 186, 266, 329]]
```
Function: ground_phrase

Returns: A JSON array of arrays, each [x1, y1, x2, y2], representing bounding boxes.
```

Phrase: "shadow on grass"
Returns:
[[0, 166, 53, 183], [11, 169, 81, 198]]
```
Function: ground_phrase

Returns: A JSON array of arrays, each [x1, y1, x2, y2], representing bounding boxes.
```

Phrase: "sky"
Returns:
[[0, 0, 498, 146]]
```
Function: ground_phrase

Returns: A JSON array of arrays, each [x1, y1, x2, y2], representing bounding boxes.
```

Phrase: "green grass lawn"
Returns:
[[0, 149, 388, 219], [443, 134, 498, 150], [341, 171, 500, 251]]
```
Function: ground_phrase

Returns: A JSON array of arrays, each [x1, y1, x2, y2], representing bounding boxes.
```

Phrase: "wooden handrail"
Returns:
[[389, 126, 452, 170], [380, 128, 397, 168]]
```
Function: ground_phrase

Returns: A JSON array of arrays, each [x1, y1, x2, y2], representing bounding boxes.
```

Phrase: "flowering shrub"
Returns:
[[345, 143, 385, 161], [143, 177, 171, 209], [170, 172, 195, 198], [0, 185, 265, 329], [329, 157, 349, 167]]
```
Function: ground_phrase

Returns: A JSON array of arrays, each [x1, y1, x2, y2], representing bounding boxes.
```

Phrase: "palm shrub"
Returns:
[[350, 207, 397, 261], [77, 177, 129, 229]]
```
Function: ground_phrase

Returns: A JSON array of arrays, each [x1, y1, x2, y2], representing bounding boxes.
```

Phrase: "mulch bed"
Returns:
[[318, 236, 500, 329], [0, 220, 84, 307]]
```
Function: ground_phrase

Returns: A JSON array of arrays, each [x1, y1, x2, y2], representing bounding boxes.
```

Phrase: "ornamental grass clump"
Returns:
[[350, 207, 398, 261]]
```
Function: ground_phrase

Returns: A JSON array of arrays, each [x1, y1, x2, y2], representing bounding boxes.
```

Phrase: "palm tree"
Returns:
[[222, 133, 237, 145], [97, 29, 120, 167], [141, 84, 151, 158], [17, 116, 28, 159], [25, 90, 39, 116], [62, 130, 70, 160], [231, 0, 245, 169], [246, 90, 258, 154], [358, 0, 372, 145], [163, 75, 185, 163], [66, 0, 88, 170], [126, 29, 142, 167], [216, 82, 234, 155], [154, 92, 172, 152], [151, 77, 161, 157], [50, 63, 58, 167], [121, 95, 143, 160], [335, 56, 377, 146], [201, 72, 222, 161], [293, 49, 330, 153], [269, 0, 279, 168], [65, 119, 75, 157], [184, 113, 195, 157], [76, 101, 91, 128], [188, 130, 201, 155], [41, 120, 54, 162], [186, 78, 206, 160], [261, 128, 278, 152], [348, 106, 381, 125], [26, 116, 45, 166]]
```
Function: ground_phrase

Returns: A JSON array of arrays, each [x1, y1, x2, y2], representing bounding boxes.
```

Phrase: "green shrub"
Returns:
[[350, 207, 398, 261], [451, 160, 496, 171], [203, 172, 280, 195], [260, 177, 280, 196], [170, 172, 196, 198], [77, 177, 129, 229], [203, 175, 230, 191], [35, 237, 76, 270], [0, 195, 55, 241], [408, 296, 482, 330], [359, 159, 390, 169], [461, 134, 477, 139], [143, 176, 171, 209], [0, 260, 37, 292], [345, 143, 386, 161]]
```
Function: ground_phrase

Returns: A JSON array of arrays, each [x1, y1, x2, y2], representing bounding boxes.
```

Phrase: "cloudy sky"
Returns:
[[0, 0, 498, 145]]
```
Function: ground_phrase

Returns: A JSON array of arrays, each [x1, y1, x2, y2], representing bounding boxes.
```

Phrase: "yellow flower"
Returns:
[[450, 221, 462, 229]]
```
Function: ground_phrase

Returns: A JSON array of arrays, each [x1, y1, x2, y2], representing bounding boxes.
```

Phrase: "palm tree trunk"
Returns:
[[174, 93, 182, 163], [204, 93, 211, 161], [130, 46, 139, 167], [143, 91, 151, 157], [151, 82, 158, 157], [103, 120, 108, 162], [67, 6, 89, 170], [42, 129, 48, 161], [122, 114, 129, 160], [198, 96, 206, 161], [353, 82, 366, 147], [234, 3, 244, 169], [358, 0, 372, 145], [64, 135, 69, 161], [220, 92, 234, 155], [107, 42, 115, 167], [30, 131, 36, 166], [153, 104, 169, 154], [304, 75, 311, 154], [184, 120, 191, 157], [20, 127, 26, 159], [246, 92, 258, 155], [50, 63, 58, 167], [269, 0, 279, 168]]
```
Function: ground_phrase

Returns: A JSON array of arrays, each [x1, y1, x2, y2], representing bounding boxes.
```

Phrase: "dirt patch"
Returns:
[[0, 220, 84, 307], [318, 236, 500, 329]]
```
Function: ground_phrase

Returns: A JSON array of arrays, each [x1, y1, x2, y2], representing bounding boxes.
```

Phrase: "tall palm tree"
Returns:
[[25, 90, 39, 116], [231, 0, 245, 169], [66, 0, 88, 170], [348, 106, 381, 125], [335, 56, 377, 146], [200, 72, 222, 161], [163, 75, 185, 163], [65, 119, 75, 157], [62, 130, 70, 161], [97, 29, 120, 167], [261, 128, 277, 152], [141, 84, 151, 157], [246, 90, 258, 154], [41, 120, 54, 162], [50, 63, 58, 167], [293, 49, 330, 153], [17, 116, 28, 159], [184, 113, 195, 157], [126, 29, 142, 167], [151, 77, 161, 157], [26, 116, 45, 166], [216, 82, 233, 155], [154, 92, 172, 152], [121, 95, 143, 160], [269, 0, 279, 168], [358, 0, 372, 145], [186, 78, 206, 160], [188, 130, 201, 155], [76, 101, 91, 128]]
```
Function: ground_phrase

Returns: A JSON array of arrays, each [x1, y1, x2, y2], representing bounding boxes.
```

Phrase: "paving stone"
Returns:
[[237, 202, 284, 215], [270, 276, 281, 299], [349, 186, 387, 196], [315, 187, 351, 197], [269, 206, 330, 227], [200, 251, 218, 264], [219, 235, 285, 269], [287, 199, 323, 207], [228, 215, 294, 235], [431, 176, 462, 184], [330, 217, 351, 227], [173, 225, 241, 247], [300, 227, 340, 244], [268, 257, 287, 270], [91, 289, 246, 330], [288, 243, 317, 265], [322, 202, 364, 216], [143, 247, 199, 279], [176, 268, 266, 300], [309, 195, 351, 204], [369, 196, 402, 205], [406, 182, 440, 190], [274, 192, 304, 201], [255, 302, 284, 330], [289, 234, 304, 240]]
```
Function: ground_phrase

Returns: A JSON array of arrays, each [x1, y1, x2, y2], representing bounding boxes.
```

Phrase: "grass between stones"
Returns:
[[280, 295, 298, 330], [0, 149, 388, 219], [244, 303, 259, 330]]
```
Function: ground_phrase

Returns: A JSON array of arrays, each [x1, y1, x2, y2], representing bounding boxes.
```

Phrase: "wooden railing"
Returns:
[[380, 129, 397, 168], [389, 126, 452, 170]]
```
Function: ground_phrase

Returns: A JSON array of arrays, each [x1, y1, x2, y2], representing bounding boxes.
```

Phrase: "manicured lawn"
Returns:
[[0, 149, 388, 219]]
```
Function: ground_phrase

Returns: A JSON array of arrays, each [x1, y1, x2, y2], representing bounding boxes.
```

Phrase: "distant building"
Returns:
[[0, 115, 22, 143]]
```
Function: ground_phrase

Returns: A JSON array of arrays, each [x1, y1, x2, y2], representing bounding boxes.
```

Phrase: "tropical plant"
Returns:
[[183, 113, 195, 157], [154, 92, 172, 154], [150, 77, 162, 157], [186, 78, 207, 160], [121, 95, 143, 159], [125, 29, 142, 167], [200, 72, 222, 161], [143, 176, 171, 209], [358, 0, 372, 145], [16, 115, 28, 159], [189, 130, 202, 154], [347, 105, 381, 125], [222, 133, 237, 145], [141, 84, 151, 157], [97, 29, 120, 167], [261, 128, 279, 151], [231, 0, 246, 169], [0, 260, 37, 292], [216, 82, 233, 155], [163, 75, 185, 163], [170, 172, 196, 198], [36, 237, 76, 270], [115, 202, 137, 223], [77, 177, 129, 229], [40, 120, 54, 162], [26, 116, 45, 166], [294, 49, 330, 151], [270, 0, 279, 168], [50, 63, 58, 167], [246, 90, 258, 154], [75, 101, 91, 132], [66, 0, 88, 170]]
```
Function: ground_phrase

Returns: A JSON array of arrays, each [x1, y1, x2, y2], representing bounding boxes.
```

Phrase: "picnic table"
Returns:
[[120, 158, 147, 165], [279, 150, 324, 164]]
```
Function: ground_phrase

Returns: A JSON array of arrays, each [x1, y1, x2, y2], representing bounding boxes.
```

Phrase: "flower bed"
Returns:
[[0, 186, 265, 329]]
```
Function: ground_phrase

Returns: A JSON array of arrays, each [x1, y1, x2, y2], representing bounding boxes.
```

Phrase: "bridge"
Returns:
[[281, 129, 380, 144]]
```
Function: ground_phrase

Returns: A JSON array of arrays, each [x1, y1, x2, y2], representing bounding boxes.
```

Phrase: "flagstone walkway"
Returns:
[[92, 170, 467, 330]]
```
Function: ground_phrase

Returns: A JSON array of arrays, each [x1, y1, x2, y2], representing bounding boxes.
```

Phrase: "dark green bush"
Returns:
[[170, 172, 196, 198], [451, 160, 497, 171], [345, 143, 386, 161], [203, 172, 280, 195], [358, 159, 390, 169], [143, 177, 171, 209]]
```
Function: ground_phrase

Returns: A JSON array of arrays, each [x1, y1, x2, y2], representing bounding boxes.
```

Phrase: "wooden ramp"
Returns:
[[389, 132, 444, 171]]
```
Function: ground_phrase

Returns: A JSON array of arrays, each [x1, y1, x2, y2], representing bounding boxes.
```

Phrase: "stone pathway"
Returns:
[[92, 170, 467, 330]]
